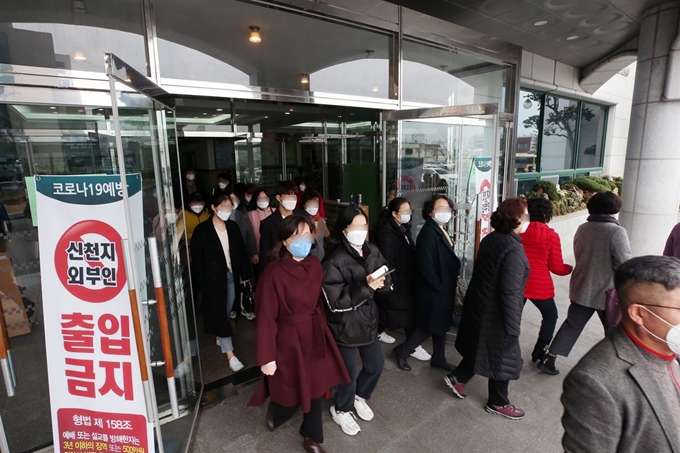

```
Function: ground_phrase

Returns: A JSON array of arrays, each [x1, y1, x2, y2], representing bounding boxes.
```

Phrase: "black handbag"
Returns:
[[240, 282, 255, 321]]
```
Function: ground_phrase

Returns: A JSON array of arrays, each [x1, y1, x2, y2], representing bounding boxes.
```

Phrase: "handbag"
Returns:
[[240, 283, 256, 321], [604, 288, 622, 327], [453, 275, 467, 317]]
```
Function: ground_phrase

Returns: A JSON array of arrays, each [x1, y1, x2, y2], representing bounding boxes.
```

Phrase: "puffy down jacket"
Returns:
[[520, 222, 572, 300], [322, 239, 390, 347], [455, 231, 529, 381]]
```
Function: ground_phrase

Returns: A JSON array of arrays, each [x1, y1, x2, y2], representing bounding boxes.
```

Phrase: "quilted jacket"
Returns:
[[520, 222, 572, 300]]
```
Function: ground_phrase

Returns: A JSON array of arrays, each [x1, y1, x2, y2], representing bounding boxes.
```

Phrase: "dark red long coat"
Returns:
[[248, 256, 350, 412]]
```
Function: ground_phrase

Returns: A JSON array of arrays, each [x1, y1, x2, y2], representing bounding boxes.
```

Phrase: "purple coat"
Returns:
[[663, 223, 680, 258]]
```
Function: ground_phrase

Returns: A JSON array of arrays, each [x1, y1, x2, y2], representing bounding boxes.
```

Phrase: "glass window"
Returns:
[[402, 40, 508, 109], [540, 95, 578, 172], [156, 0, 392, 99], [516, 90, 539, 174], [577, 103, 606, 169], [516, 178, 537, 196], [0, 0, 146, 74]]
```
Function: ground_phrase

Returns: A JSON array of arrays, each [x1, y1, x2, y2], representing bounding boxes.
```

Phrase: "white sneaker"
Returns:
[[378, 332, 396, 344], [330, 406, 361, 436], [410, 345, 432, 362], [229, 356, 244, 372], [354, 396, 374, 421]]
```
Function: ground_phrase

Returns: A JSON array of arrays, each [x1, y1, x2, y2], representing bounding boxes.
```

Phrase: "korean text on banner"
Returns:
[[474, 157, 492, 239], [35, 175, 152, 453]]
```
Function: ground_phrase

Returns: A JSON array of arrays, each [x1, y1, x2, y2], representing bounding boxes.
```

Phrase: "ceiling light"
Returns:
[[249, 26, 262, 43], [216, 108, 223, 112], [300, 74, 309, 85], [52, 111, 58, 114], [285, 112, 290, 115], [265, 115, 269, 119], [372, 86, 379, 92], [72, 0, 86, 13], [202, 112, 208, 115], [534, 20, 548, 26], [289, 108, 294, 112], [365, 50, 375, 59], [78, 109, 84, 113], [567, 35, 579, 40], [523, 99, 532, 109], [73, 51, 87, 62], [50, 106, 56, 110]]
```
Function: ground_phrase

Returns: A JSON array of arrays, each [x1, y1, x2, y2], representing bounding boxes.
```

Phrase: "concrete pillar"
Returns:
[[620, 1, 680, 256]]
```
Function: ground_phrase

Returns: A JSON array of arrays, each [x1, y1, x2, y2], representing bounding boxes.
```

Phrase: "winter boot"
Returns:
[[537, 353, 560, 376], [531, 338, 550, 363]]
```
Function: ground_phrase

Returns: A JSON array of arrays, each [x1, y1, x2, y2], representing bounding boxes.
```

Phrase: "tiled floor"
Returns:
[[190, 271, 605, 453]]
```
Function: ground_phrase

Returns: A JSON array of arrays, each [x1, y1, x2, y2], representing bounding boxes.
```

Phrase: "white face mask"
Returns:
[[641, 306, 680, 355], [398, 214, 411, 224], [299, 184, 306, 192], [218, 182, 228, 189], [185, 174, 195, 181], [216, 210, 231, 222], [434, 212, 452, 225], [190, 205, 204, 214], [257, 200, 269, 210], [245, 196, 252, 203], [346, 230, 368, 246], [165, 212, 178, 224], [280, 199, 297, 211], [306, 206, 319, 216]]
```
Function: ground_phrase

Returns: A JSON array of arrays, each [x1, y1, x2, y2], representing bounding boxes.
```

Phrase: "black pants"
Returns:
[[336, 340, 384, 413], [396, 327, 446, 363], [454, 356, 509, 407], [269, 398, 324, 443], [524, 298, 559, 343], [549, 302, 609, 357]]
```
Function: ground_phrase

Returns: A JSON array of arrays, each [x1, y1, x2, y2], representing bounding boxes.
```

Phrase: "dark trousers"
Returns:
[[549, 302, 609, 357], [396, 327, 446, 363], [454, 356, 509, 407], [269, 398, 324, 443], [524, 298, 559, 342], [336, 340, 384, 413]]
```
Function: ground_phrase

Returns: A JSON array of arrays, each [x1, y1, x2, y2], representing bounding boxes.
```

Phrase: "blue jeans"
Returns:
[[335, 340, 384, 413], [218, 271, 235, 353]]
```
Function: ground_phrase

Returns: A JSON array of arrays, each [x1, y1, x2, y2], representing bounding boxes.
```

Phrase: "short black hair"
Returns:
[[276, 180, 297, 197], [616, 256, 680, 307], [302, 189, 320, 205], [527, 197, 553, 223], [189, 192, 205, 203], [422, 194, 453, 218], [217, 172, 231, 182], [587, 191, 622, 215], [210, 191, 233, 209]]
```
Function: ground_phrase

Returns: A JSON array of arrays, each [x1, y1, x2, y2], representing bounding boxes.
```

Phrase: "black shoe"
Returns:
[[531, 338, 550, 363], [538, 354, 560, 376], [265, 403, 276, 431], [392, 347, 411, 371], [303, 438, 326, 453], [430, 361, 457, 372]]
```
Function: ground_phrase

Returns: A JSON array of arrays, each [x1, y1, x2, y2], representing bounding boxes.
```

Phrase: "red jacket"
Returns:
[[520, 222, 572, 300]]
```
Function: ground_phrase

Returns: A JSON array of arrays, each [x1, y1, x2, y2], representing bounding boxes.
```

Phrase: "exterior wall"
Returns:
[[520, 50, 636, 178]]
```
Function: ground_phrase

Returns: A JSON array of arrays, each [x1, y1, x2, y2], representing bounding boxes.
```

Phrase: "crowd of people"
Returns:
[[179, 167, 680, 453]]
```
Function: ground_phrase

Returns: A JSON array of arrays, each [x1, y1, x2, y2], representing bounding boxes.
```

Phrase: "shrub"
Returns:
[[571, 176, 611, 193], [531, 180, 562, 201]]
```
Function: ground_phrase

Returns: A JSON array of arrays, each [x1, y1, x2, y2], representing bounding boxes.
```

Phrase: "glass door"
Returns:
[[383, 104, 501, 278], [106, 54, 201, 453]]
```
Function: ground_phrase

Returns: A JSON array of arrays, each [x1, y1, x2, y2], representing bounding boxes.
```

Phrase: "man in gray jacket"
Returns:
[[562, 255, 680, 453]]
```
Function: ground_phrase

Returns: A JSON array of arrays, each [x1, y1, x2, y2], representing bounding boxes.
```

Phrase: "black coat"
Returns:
[[322, 239, 391, 347], [258, 209, 310, 272], [455, 231, 529, 381], [415, 218, 462, 335], [190, 218, 254, 338], [374, 219, 416, 330]]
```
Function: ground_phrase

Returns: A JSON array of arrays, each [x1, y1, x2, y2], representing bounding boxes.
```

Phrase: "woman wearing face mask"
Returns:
[[322, 206, 391, 437], [295, 177, 326, 220], [393, 195, 461, 372], [211, 172, 231, 195], [373, 198, 432, 360], [538, 191, 631, 376], [184, 192, 210, 245], [190, 193, 253, 372], [302, 190, 329, 261], [244, 183, 258, 210], [248, 189, 275, 255], [445, 198, 530, 420], [248, 216, 350, 453]]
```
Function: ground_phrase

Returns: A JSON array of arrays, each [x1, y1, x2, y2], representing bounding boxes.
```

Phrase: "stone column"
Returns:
[[620, 1, 680, 256]]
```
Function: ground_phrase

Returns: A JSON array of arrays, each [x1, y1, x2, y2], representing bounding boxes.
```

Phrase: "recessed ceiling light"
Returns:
[[567, 35, 579, 40], [216, 108, 223, 112], [78, 109, 84, 113], [534, 20, 548, 26], [289, 108, 294, 112], [372, 86, 379, 92], [202, 113, 208, 115], [73, 51, 87, 61], [249, 26, 262, 43], [284, 112, 290, 115], [265, 115, 269, 119], [50, 106, 56, 110], [52, 111, 58, 114]]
